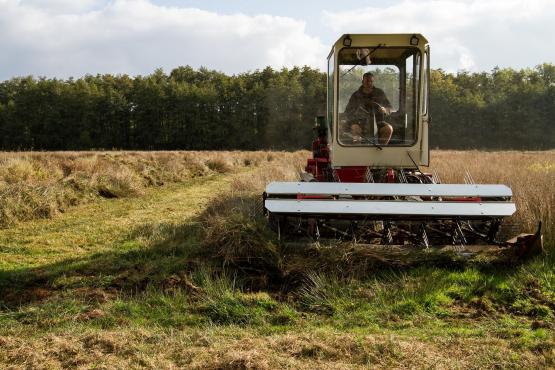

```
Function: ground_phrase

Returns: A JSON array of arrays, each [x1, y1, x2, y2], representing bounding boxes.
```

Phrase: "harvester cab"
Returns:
[[263, 34, 542, 255]]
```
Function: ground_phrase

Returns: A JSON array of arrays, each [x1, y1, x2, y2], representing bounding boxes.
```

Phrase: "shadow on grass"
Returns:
[[0, 220, 206, 307], [0, 191, 282, 309], [0, 192, 553, 325]]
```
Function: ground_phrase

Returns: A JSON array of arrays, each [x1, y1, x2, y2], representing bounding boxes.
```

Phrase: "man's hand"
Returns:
[[375, 103, 390, 115], [351, 123, 363, 143]]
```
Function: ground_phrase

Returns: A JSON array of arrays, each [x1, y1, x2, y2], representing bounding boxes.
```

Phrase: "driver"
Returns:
[[345, 72, 393, 145]]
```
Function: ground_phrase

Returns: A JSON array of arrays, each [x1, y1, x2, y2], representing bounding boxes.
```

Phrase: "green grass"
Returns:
[[0, 166, 553, 368]]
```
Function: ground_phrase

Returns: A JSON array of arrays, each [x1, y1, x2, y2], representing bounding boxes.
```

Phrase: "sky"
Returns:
[[0, 0, 553, 79]]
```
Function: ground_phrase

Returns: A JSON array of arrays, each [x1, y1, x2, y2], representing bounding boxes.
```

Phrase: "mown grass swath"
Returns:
[[0, 151, 273, 227]]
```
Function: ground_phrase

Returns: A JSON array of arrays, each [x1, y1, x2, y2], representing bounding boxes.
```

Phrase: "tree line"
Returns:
[[430, 64, 554, 150], [0, 64, 553, 151]]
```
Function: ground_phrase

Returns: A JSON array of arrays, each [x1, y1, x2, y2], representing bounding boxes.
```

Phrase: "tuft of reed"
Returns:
[[204, 155, 234, 174], [199, 151, 308, 285]]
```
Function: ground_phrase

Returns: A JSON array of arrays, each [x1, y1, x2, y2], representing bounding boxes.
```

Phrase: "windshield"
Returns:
[[338, 47, 420, 146]]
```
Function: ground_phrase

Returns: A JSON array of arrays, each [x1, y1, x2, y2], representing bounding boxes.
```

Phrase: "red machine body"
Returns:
[[305, 123, 390, 183], [305, 125, 332, 182]]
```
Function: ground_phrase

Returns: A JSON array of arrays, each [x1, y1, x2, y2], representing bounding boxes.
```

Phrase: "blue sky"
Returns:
[[152, 0, 396, 36], [0, 0, 553, 79], [154, 0, 400, 46]]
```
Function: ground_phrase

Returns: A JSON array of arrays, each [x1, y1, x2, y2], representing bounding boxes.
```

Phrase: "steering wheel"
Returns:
[[340, 127, 381, 145]]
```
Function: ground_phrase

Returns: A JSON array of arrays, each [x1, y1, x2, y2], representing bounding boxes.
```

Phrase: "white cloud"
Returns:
[[18, 0, 106, 13], [0, 0, 327, 79], [323, 0, 555, 72], [1, 0, 552, 79]]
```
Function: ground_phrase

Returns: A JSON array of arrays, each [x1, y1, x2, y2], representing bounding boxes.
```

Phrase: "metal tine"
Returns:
[[464, 169, 472, 184], [468, 171, 475, 185], [435, 171, 442, 184], [395, 169, 408, 201], [463, 168, 475, 185], [382, 221, 393, 245], [332, 168, 340, 182], [419, 224, 430, 248], [431, 171, 440, 200], [399, 168, 408, 183], [365, 167, 374, 183], [432, 170, 440, 184]]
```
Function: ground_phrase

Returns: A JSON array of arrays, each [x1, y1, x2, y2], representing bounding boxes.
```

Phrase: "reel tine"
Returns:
[[399, 168, 408, 183], [365, 167, 374, 183], [463, 168, 475, 185], [463, 168, 472, 184], [432, 170, 440, 184]]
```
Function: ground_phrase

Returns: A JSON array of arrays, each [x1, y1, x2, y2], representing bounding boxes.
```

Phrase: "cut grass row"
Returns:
[[0, 150, 282, 228]]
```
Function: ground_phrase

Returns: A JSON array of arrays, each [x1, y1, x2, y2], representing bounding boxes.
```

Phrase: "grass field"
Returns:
[[0, 150, 553, 369]]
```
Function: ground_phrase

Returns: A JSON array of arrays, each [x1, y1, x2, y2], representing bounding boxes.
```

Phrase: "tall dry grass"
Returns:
[[0, 151, 278, 227], [429, 150, 554, 243], [200, 151, 308, 277]]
